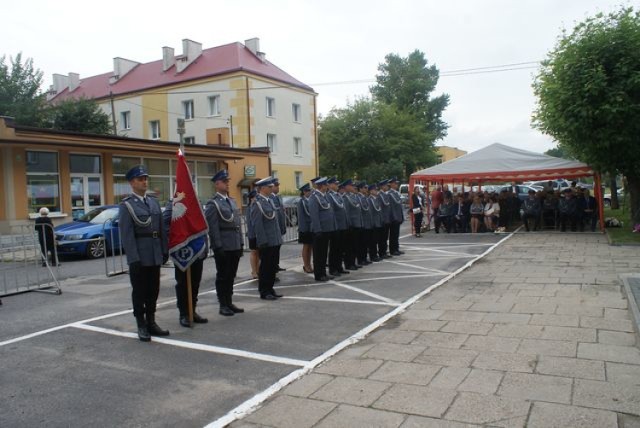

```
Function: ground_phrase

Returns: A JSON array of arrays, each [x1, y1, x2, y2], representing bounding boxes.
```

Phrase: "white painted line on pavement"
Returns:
[[340, 273, 443, 283], [328, 280, 399, 304], [385, 260, 452, 275], [205, 231, 516, 428], [232, 293, 399, 307], [400, 242, 495, 246], [71, 323, 309, 367]]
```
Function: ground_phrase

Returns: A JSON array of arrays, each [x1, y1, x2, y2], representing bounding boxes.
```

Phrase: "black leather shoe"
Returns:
[[371, 257, 382, 262], [362, 260, 371, 265], [355, 264, 363, 269], [382, 254, 392, 259], [219, 306, 235, 316], [315, 276, 331, 282], [147, 321, 170, 337], [229, 303, 245, 313], [391, 251, 402, 256], [345, 265, 358, 271], [338, 270, 350, 274], [398, 250, 405, 255], [179, 316, 191, 327], [193, 312, 208, 323], [274, 277, 280, 282], [329, 271, 341, 276], [271, 291, 283, 298], [261, 294, 277, 300], [277, 267, 286, 272], [327, 274, 335, 280], [136, 317, 151, 341]]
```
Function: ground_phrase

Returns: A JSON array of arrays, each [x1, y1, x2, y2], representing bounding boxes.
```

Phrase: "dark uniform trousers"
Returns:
[[214, 250, 242, 303], [129, 264, 161, 318], [329, 230, 346, 273], [174, 258, 204, 316], [389, 222, 401, 253], [313, 232, 330, 279], [369, 228, 382, 260], [358, 228, 371, 264], [258, 246, 279, 296], [379, 224, 390, 257], [344, 228, 360, 267]]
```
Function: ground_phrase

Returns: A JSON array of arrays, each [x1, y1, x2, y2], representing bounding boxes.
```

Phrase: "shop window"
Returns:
[[26, 151, 60, 213]]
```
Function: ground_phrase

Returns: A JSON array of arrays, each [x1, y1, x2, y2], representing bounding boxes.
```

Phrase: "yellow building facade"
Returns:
[[435, 146, 467, 164]]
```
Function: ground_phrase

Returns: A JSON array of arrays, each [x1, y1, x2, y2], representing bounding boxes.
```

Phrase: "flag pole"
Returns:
[[186, 265, 194, 327]]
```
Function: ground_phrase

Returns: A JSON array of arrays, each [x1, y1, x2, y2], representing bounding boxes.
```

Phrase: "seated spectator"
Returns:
[[521, 189, 541, 232], [453, 194, 470, 233], [558, 188, 578, 232], [542, 191, 558, 228], [483, 195, 499, 232], [469, 195, 484, 233], [436, 194, 454, 233]]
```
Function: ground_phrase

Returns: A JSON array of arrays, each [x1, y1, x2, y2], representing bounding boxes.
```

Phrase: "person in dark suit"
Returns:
[[343, 179, 363, 270], [411, 187, 425, 237], [327, 177, 350, 276], [297, 184, 313, 273], [205, 170, 245, 317], [577, 188, 597, 232], [387, 177, 405, 255], [245, 190, 259, 279], [377, 180, 393, 258], [368, 184, 384, 260], [163, 200, 208, 327], [119, 165, 169, 342], [251, 177, 283, 300], [35, 207, 57, 266], [270, 179, 287, 274], [356, 182, 373, 265]]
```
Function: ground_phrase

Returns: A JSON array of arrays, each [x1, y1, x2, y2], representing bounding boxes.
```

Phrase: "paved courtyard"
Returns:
[[231, 233, 640, 428]]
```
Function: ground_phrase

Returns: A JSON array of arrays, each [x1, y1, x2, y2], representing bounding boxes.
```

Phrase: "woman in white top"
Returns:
[[484, 195, 500, 232]]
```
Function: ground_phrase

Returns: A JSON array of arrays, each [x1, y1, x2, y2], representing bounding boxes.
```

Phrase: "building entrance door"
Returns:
[[70, 175, 103, 219]]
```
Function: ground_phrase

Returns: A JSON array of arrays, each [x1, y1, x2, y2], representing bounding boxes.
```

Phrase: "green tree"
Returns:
[[50, 98, 111, 134], [0, 53, 47, 126], [544, 146, 573, 159], [533, 7, 640, 222]]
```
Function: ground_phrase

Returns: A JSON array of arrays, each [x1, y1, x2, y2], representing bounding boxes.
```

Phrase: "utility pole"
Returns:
[[228, 115, 234, 148], [177, 118, 186, 153], [109, 91, 117, 135]]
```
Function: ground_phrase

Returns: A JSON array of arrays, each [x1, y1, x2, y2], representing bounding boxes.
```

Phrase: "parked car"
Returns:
[[499, 185, 544, 202], [281, 196, 300, 226], [604, 188, 624, 208], [524, 179, 571, 191], [54, 205, 121, 259]]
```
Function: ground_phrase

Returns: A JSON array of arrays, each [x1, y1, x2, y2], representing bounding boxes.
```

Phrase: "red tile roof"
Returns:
[[50, 42, 314, 102]]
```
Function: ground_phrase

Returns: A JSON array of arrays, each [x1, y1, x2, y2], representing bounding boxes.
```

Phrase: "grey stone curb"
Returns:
[[619, 274, 640, 347]]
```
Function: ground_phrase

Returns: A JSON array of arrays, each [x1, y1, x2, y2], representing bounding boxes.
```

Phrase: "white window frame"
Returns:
[[292, 103, 301, 122], [149, 120, 161, 140], [267, 133, 277, 153], [294, 171, 302, 188], [208, 95, 221, 116], [184, 136, 195, 145], [266, 97, 276, 118], [120, 111, 131, 130], [272, 170, 278, 179], [293, 137, 302, 157], [183, 100, 194, 120]]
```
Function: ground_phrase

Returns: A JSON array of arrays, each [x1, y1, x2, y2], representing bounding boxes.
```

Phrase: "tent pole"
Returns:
[[594, 173, 605, 232]]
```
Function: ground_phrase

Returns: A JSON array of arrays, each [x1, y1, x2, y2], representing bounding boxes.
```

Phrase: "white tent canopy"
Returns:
[[411, 143, 593, 182]]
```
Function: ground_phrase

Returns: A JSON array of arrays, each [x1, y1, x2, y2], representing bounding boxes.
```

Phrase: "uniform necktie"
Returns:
[[225, 198, 232, 209], [143, 197, 149, 207]]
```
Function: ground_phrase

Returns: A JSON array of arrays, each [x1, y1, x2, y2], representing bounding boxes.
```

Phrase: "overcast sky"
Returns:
[[2, 0, 631, 154]]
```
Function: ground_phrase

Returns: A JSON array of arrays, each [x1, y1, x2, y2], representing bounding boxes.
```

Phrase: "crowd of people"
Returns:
[[415, 181, 599, 234]]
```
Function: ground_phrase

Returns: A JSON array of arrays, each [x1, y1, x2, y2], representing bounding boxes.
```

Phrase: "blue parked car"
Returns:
[[54, 205, 121, 259]]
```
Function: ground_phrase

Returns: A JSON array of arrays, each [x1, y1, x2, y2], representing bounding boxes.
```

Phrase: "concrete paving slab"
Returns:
[[400, 415, 479, 427], [580, 316, 635, 332], [368, 361, 441, 386], [573, 379, 640, 415], [577, 343, 640, 364], [517, 338, 577, 357], [411, 331, 469, 349], [244, 395, 336, 428], [414, 347, 479, 368], [598, 330, 637, 346], [482, 312, 531, 325], [398, 319, 448, 332], [536, 356, 605, 380], [605, 362, 640, 385], [368, 329, 421, 344], [461, 335, 521, 353], [529, 314, 580, 327], [489, 324, 544, 338], [497, 372, 573, 404], [373, 384, 457, 418], [363, 342, 427, 362], [443, 392, 530, 427], [527, 402, 617, 428], [315, 404, 406, 428], [429, 367, 471, 389], [281, 373, 334, 398], [540, 326, 597, 342], [315, 358, 384, 378], [311, 376, 391, 406], [471, 351, 536, 373], [457, 369, 504, 394]]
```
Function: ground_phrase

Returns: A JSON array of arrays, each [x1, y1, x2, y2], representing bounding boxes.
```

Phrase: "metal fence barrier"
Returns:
[[0, 223, 61, 296], [103, 218, 128, 277]]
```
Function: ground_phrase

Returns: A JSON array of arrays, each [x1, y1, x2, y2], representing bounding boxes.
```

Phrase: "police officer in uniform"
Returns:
[[309, 177, 336, 281], [270, 179, 287, 273], [163, 200, 208, 327], [205, 170, 245, 316], [297, 183, 314, 274], [377, 180, 393, 259], [251, 177, 283, 300], [343, 179, 363, 270], [368, 184, 383, 262], [119, 165, 169, 342], [388, 177, 405, 256], [357, 182, 373, 265], [327, 176, 350, 276]]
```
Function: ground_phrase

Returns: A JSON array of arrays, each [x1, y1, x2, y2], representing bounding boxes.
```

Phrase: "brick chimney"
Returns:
[[68, 73, 80, 92], [110, 57, 140, 84], [244, 38, 266, 62], [175, 39, 202, 73], [162, 46, 175, 71]]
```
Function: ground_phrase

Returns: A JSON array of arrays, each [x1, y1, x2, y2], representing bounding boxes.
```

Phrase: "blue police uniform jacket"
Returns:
[[204, 193, 243, 252], [378, 191, 392, 224], [297, 196, 312, 234], [163, 199, 208, 258], [357, 193, 373, 229], [269, 193, 287, 236], [119, 194, 167, 266], [388, 189, 405, 223], [369, 195, 383, 228], [344, 192, 363, 228], [327, 190, 349, 231], [251, 194, 283, 247], [245, 202, 256, 239], [309, 190, 336, 233]]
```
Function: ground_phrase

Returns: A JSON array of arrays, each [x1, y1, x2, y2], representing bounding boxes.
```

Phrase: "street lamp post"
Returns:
[[177, 118, 186, 153]]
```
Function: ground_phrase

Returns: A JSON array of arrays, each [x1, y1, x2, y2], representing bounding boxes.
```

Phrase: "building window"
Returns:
[[208, 95, 221, 116], [293, 137, 302, 156], [295, 172, 303, 188], [266, 97, 276, 117], [149, 120, 161, 139], [121, 111, 131, 130], [292, 103, 301, 122], [183, 100, 194, 120], [267, 133, 277, 153], [184, 136, 195, 145], [272, 170, 278, 179], [26, 151, 60, 213]]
